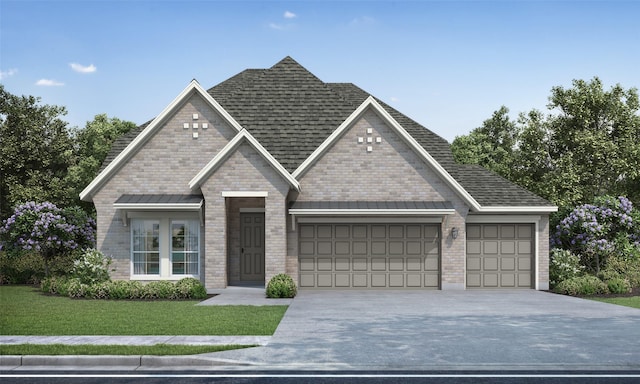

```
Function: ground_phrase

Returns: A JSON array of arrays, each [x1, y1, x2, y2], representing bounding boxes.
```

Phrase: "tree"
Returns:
[[451, 78, 640, 208], [0, 86, 75, 218], [546, 78, 640, 207], [0, 202, 96, 276], [65, 114, 136, 211], [451, 106, 518, 180]]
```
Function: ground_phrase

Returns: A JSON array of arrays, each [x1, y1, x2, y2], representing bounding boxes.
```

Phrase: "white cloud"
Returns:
[[269, 23, 284, 30], [70, 63, 97, 73], [390, 97, 399, 103], [36, 79, 64, 86], [284, 11, 296, 19], [0, 68, 18, 80]]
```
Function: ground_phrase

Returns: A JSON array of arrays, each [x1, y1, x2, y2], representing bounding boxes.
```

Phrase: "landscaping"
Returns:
[[0, 285, 287, 336], [549, 196, 640, 298]]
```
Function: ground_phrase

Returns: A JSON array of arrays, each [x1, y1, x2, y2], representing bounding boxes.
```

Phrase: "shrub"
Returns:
[[142, 280, 177, 299], [549, 249, 584, 288], [66, 278, 90, 298], [603, 253, 640, 288], [266, 273, 297, 298], [0, 251, 45, 284], [606, 277, 631, 294], [71, 249, 112, 285], [175, 277, 207, 299], [0, 202, 96, 276], [552, 196, 640, 274], [553, 275, 608, 296]]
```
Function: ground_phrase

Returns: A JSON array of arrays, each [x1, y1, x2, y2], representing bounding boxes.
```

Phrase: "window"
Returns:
[[171, 220, 199, 275], [132, 220, 160, 275], [131, 217, 200, 278]]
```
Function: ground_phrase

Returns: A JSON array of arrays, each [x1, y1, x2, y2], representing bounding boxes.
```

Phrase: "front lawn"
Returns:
[[0, 286, 287, 335], [589, 296, 640, 309]]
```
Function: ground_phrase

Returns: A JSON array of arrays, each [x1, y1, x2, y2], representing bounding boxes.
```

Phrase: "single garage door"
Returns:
[[466, 224, 534, 289], [298, 223, 440, 289]]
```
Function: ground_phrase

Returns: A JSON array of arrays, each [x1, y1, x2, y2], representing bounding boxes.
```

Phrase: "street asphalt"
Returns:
[[1, 288, 639, 372]]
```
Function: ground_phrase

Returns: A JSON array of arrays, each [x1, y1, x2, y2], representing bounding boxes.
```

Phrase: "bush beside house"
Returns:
[[550, 195, 640, 296]]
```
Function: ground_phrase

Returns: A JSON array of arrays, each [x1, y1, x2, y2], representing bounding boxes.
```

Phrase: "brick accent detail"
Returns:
[[538, 215, 550, 290]]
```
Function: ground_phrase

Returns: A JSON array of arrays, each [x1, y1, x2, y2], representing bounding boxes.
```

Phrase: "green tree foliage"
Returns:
[[0, 85, 75, 218], [0, 86, 136, 217], [65, 114, 136, 210], [451, 77, 640, 208]]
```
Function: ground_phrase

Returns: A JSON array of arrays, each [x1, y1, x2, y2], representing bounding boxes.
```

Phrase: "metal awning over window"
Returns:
[[114, 194, 204, 226]]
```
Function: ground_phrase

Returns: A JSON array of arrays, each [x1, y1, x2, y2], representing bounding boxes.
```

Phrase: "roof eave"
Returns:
[[472, 206, 559, 214]]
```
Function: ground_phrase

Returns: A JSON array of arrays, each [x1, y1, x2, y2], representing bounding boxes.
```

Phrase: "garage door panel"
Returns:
[[335, 258, 350, 271], [352, 258, 368, 271], [406, 257, 422, 271], [335, 273, 350, 287], [467, 223, 533, 289], [335, 241, 350, 255], [317, 273, 332, 287], [299, 224, 440, 289], [371, 258, 387, 271], [389, 258, 404, 271], [317, 258, 332, 271], [425, 257, 439, 271]]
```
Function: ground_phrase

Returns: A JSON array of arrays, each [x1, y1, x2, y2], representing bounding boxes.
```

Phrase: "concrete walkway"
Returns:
[[2, 289, 640, 371]]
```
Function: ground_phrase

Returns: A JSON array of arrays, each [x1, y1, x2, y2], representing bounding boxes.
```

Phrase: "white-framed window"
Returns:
[[171, 220, 200, 275], [130, 216, 200, 279], [132, 220, 160, 275]]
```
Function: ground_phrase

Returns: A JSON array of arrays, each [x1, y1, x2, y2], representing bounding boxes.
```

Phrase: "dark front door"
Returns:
[[240, 213, 265, 282]]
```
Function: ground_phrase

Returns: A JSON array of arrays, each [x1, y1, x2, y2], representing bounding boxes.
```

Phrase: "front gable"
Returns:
[[293, 97, 479, 209], [80, 80, 244, 201]]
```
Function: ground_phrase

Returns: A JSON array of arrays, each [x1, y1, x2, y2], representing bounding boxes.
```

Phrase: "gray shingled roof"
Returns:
[[454, 164, 552, 207], [290, 201, 454, 210], [99, 57, 551, 208]]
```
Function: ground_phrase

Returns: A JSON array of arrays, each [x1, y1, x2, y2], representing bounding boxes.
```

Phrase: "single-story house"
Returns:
[[80, 57, 557, 292]]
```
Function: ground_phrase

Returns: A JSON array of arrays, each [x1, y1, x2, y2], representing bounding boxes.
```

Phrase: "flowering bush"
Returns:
[[549, 249, 584, 288], [552, 196, 640, 274], [71, 249, 112, 285], [0, 202, 96, 276]]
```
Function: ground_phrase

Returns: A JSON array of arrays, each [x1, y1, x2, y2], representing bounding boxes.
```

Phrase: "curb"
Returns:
[[1, 355, 251, 369]]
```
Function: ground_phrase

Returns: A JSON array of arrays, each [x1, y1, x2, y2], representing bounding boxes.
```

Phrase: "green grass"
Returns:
[[590, 296, 640, 309], [0, 343, 256, 355], [0, 286, 287, 335]]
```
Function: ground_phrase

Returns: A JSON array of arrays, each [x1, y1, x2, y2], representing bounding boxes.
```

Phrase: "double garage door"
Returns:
[[298, 223, 440, 289], [466, 224, 534, 289]]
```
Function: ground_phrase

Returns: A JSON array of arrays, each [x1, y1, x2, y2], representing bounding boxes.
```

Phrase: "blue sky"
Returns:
[[1, 1, 639, 142]]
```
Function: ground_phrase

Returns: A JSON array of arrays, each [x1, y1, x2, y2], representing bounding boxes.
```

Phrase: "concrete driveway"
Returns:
[[209, 290, 640, 370]]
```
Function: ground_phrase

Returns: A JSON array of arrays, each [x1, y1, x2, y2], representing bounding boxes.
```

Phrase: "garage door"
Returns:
[[466, 224, 533, 288], [299, 224, 440, 289]]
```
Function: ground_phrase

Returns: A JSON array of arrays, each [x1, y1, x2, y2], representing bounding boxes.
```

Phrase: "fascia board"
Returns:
[[288, 209, 456, 216], [189, 130, 300, 191], [474, 206, 558, 213], [79, 80, 243, 202]]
